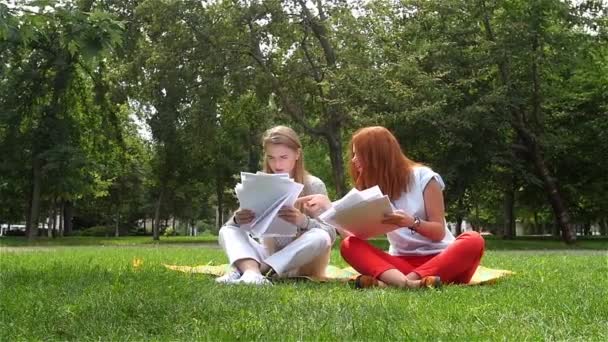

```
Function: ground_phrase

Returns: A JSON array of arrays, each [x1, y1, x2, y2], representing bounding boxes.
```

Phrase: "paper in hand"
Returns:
[[319, 186, 395, 238], [235, 172, 304, 238]]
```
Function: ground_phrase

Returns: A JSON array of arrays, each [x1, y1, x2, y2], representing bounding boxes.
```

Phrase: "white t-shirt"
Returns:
[[386, 166, 455, 256]]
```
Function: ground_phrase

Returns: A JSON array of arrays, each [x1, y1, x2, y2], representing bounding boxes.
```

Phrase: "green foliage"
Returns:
[[1, 0, 607, 238], [163, 227, 175, 237], [0, 0, 129, 236]]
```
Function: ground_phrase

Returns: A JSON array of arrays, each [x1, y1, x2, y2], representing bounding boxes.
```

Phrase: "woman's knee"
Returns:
[[460, 231, 485, 252], [340, 235, 363, 259], [218, 225, 240, 246], [306, 228, 332, 251]]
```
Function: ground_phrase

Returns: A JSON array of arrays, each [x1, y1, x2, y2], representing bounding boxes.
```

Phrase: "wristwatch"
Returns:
[[410, 216, 421, 232], [297, 215, 311, 233]]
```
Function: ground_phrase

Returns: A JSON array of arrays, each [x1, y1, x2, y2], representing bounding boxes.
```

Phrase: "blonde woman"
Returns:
[[217, 126, 336, 285]]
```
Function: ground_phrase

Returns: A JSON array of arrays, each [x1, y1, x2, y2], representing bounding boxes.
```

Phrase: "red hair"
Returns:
[[349, 126, 418, 200]]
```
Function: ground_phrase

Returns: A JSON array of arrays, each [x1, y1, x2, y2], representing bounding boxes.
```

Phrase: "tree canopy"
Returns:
[[1, 0, 606, 242]]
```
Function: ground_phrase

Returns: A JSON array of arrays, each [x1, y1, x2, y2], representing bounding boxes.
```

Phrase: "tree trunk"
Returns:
[[552, 220, 560, 238], [63, 200, 73, 236], [51, 201, 57, 238], [153, 188, 164, 241], [533, 211, 540, 235], [303, 3, 347, 196], [529, 145, 575, 242], [480, 2, 575, 244], [47, 213, 52, 238], [58, 201, 64, 237], [473, 200, 480, 232], [502, 184, 515, 239], [26, 156, 43, 241], [597, 218, 608, 236], [25, 198, 31, 238], [326, 132, 346, 196], [455, 216, 464, 237], [453, 194, 467, 236], [600, 218, 608, 236], [216, 178, 224, 231], [115, 211, 120, 237]]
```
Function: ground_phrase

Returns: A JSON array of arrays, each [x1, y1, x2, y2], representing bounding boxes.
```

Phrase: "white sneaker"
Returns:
[[215, 270, 242, 284], [238, 270, 272, 286]]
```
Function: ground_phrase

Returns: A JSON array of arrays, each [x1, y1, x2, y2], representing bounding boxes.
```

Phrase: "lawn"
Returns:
[[1, 236, 606, 340], [0, 234, 220, 247]]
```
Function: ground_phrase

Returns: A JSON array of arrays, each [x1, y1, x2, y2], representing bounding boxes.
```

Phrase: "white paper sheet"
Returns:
[[319, 186, 395, 238], [236, 172, 304, 238]]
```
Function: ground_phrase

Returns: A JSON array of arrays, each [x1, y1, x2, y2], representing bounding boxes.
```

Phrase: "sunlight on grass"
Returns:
[[0, 234, 219, 247], [1, 243, 606, 340]]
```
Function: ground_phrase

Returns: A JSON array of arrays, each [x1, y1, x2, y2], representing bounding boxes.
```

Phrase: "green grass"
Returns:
[[2, 234, 607, 249], [1, 240, 607, 340], [369, 236, 608, 251], [0, 234, 219, 247]]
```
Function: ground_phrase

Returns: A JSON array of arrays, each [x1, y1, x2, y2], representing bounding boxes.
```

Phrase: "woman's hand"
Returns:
[[234, 209, 255, 225], [381, 210, 415, 228], [278, 206, 307, 228], [295, 194, 332, 217]]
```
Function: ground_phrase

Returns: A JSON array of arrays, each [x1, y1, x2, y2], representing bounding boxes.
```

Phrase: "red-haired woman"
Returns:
[[300, 126, 484, 289]]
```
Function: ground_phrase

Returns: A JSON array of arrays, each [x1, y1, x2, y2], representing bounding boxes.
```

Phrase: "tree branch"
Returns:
[[300, 31, 323, 82], [246, 20, 325, 137], [296, 0, 336, 68]]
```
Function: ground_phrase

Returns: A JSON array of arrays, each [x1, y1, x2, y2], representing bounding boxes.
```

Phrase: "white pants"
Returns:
[[218, 225, 331, 276]]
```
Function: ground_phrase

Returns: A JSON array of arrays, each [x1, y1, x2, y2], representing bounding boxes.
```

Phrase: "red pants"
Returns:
[[340, 231, 485, 284]]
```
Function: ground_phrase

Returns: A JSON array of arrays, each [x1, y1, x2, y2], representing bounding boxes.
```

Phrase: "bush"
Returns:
[[198, 221, 218, 235]]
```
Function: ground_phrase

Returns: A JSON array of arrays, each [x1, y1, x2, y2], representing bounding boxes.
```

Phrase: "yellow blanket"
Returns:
[[164, 263, 513, 285]]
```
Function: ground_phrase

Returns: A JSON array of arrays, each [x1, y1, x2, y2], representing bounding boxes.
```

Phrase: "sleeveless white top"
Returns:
[[386, 166, 455, 256]]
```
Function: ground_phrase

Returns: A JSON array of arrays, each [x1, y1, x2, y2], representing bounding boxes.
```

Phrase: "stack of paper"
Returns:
[[319, 186, 396, 238], [235, 172, 304, 238]]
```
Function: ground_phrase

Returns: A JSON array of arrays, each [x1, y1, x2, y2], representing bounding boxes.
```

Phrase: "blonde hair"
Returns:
[[262, 126, 308, 187], [261, 126, 310, 251]]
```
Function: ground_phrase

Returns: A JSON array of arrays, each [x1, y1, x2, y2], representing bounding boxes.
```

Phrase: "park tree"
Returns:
[[0, 1, 124, 240]]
